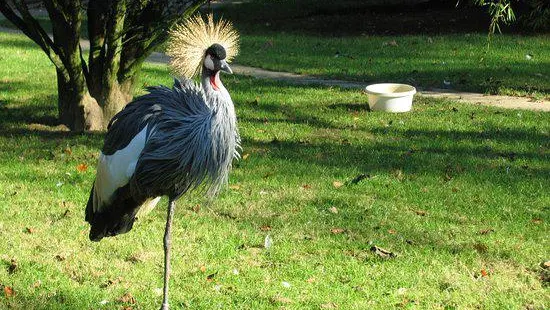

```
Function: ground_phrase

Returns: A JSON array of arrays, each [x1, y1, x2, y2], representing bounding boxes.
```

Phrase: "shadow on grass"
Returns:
[[0, 96, 59, 127], [244, 132, 549, 182], [0, 36, 44, 50], [212, 0, 510, 36]]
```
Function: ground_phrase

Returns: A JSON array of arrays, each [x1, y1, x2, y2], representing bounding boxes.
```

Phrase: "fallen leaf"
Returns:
[[264, 235, 273, 249], [414, 210, 427, 216], [397, 287, 407, 295], [122, 307, 133, 310], [532, 218, 543, 224], [396, 298, 412, 307], [229, 184, 241, 190], [118, 292, 136, 304], [302, 184, 312, 190], [543, 261, 550, 269], [7, 259, 17, 274], [200, 265, 207, 273], [125, 254, 144, 264], [192, 204, 200, 213], [388, 229, 397, 235], [64, 147, 72, 156], [100, 277, 122, 288], [473, 242, 488, 253], [479, 228, 495, 235], [480, 269, 488, 277], [383, 40, 399, 47], [4, 286, 14, 297], [32, 280, 42, 288], [321, 302, 338, 309], [332, 181, 343, 188], [306, 277, 316, 283], [242, 153, 250, 160], [330, 228, 345, 234], [350, 173, 369, 184], [76, 163, 88, 172], [206, 272, 217, 282], [61, 209, 70, 219], [328, 207, 338, 214], [370, 245, 397, 258], [25, 227, 35, 234], [54, 254, 65, 262], [260, 225, 271, 231]]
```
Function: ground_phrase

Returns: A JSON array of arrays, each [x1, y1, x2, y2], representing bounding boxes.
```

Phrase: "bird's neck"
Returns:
[[200, 67, 237, 143], [201, 68, 230, 104]]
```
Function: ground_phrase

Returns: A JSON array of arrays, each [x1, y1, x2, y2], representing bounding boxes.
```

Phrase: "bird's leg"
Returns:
[[160, 199, 176, 310]]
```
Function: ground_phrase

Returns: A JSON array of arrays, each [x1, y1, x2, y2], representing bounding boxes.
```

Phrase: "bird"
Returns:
[[84, 14, 240, 310]]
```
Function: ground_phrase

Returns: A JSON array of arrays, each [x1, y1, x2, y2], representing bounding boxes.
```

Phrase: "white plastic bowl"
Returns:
[[365, 83, 416, 112]]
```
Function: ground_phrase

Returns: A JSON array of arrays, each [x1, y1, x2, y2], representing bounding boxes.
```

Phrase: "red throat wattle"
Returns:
[[209, 72, 221, 91]]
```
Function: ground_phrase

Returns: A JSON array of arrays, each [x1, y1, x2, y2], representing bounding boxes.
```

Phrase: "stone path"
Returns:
[[1, 25, 548, 112], [147, 52, 550, 111]]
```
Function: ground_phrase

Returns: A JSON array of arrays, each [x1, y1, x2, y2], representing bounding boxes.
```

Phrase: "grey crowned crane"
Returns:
[[84, 15, 240, 310]]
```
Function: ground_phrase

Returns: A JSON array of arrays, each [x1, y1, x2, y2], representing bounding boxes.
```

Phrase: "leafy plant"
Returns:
[[471, 0, 517, 48]]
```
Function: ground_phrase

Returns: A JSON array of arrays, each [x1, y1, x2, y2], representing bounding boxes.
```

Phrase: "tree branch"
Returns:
[[101, 0, 127, 89], [118, 0, 207, 83], [0, 1, 66, 74]]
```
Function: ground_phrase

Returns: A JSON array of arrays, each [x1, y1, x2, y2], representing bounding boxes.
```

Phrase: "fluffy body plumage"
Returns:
[[85, 77, 240, 241]]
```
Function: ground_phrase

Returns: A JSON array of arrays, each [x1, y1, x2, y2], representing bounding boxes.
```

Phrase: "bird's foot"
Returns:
[[160, 303, 169, 310]]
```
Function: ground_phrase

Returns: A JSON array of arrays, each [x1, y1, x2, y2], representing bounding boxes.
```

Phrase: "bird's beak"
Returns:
[[219, 60, 233, 74]]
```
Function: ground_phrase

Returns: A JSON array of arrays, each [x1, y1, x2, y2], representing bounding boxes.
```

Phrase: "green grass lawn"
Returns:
[[235, 33, 550, 98], [1, 32, 549, 309], [214, 0, 550, 99], [2, 1, 549, 100]]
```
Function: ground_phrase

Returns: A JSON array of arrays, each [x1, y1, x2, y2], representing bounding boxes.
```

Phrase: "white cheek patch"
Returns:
[[204, 54, 215, 70]]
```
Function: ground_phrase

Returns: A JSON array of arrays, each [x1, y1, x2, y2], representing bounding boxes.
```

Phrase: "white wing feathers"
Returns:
[[93, 126, 149, 212]]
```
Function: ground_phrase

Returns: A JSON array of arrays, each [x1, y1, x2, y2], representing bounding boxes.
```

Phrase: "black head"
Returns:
[[206, 43, 227, 60], [204, 43, 232, 74]]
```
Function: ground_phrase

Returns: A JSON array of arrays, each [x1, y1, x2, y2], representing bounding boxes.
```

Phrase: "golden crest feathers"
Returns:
[[167, 14, 239, 79]]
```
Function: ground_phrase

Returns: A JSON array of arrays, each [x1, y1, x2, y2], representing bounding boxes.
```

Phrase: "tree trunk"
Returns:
[[0, 0, 207, 131], [98, 79, 135, 126], [56, 69, 104, 131]]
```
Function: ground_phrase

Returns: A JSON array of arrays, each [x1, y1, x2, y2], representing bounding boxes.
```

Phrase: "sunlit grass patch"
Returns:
[[0, 32, 549, 309]]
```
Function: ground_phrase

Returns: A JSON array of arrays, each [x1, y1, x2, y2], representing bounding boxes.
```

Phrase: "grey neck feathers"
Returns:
[[200, 67, 240, 196]]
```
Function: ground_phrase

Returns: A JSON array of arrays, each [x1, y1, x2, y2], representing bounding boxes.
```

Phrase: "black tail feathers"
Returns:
[[85, 183, 143, 242]]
